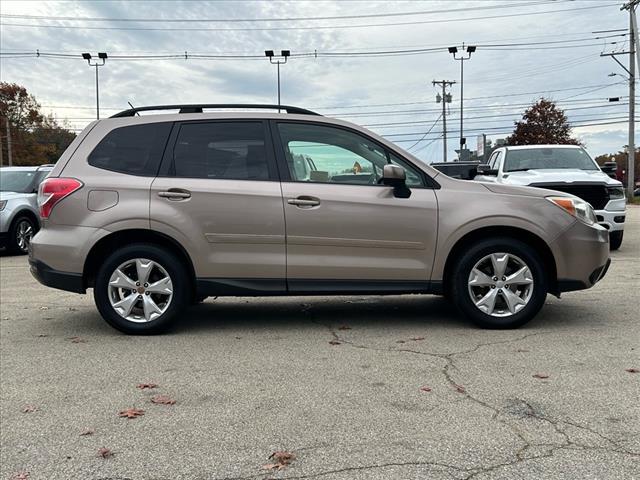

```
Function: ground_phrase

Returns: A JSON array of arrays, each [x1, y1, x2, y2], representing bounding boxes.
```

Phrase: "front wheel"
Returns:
[[609, 231, 623, 251], [94, 244, 190, 334], [450, 238, 548, 329]]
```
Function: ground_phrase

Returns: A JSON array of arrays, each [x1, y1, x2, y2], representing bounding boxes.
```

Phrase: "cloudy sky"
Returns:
[[0, 0, 635, 161]]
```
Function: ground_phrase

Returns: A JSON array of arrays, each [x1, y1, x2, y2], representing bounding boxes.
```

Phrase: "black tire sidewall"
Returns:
[[609, 231, 623, 251], [9, 215, 36, 255], [451, 237, 548, 329], [93, 244, 189, 334]]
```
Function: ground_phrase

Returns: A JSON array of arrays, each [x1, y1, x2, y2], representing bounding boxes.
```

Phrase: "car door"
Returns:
[[150, 120, 286, 292], [272, 120, 438, 292]]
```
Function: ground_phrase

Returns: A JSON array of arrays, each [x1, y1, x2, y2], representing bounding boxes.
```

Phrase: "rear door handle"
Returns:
[[158, 189, 191, 200], [287, 196, 320, 207]]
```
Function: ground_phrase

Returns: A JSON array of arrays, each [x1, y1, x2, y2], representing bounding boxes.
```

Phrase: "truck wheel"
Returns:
[[93, 244, 189, 335], [609, 231, 623, 251], [8, 215, 37, 255], [450, 237, 548, 329]]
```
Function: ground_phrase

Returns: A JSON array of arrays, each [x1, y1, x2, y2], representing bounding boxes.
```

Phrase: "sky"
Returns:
[[0, 0, 637, 162]]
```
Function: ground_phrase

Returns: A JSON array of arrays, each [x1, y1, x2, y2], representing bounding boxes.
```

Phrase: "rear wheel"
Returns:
[[609, 231, 623, 251], [8, 215, 37, 255], [94, 244, 189, 334], [450, 238, 548, 329]]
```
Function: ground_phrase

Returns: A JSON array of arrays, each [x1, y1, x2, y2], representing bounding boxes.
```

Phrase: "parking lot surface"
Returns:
[[1, 207, 639, 480]]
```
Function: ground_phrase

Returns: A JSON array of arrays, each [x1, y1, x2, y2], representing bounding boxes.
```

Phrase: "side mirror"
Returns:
[[476, 164, 498, 176], [382, 164, 411, 198]]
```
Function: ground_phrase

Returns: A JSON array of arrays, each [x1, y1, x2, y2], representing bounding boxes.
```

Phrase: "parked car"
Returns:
[[0, 165, 53, 254], [29, 104, 610, 334], [473, 145, 626, 250]]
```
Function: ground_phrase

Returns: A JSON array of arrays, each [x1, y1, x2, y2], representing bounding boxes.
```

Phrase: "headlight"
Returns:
[[608, 187, 625, 200], [0, 200, 6, 211], [547, 196, 597, 226]]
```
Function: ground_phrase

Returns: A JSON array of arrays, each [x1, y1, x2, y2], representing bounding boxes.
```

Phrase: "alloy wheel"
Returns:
[[16, 219, 34, 253], [467, 253, 534, 317], [107, 258, 173, 323]]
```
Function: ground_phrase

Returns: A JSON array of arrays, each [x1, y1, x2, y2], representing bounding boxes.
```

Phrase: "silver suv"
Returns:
[[29, 104, 610, 334], [0, 165, 53, 254]]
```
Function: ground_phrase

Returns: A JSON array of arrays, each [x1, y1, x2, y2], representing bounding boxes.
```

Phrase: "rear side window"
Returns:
[[88, 123, 172, 176], [172, 122, 269, 180]]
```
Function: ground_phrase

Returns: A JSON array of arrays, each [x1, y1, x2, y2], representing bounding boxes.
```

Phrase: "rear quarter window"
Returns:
[[88, 122, 172, 176]]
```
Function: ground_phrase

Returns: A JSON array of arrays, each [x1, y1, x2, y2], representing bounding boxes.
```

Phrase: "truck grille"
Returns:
[[530, 183, 609, 210]]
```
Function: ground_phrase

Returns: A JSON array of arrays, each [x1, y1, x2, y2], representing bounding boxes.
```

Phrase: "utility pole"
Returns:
[[82, 53, 108, 120], [0, 123, 4, 166], [5, 117, 12, 166], [433, 80, 455, 162], [601, 2, 637, 198]]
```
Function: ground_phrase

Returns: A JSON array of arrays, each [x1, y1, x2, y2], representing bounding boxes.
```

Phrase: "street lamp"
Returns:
[[449, 44, 476, 154], [265, 50, 290, 111], [82, 52, 108, 120]]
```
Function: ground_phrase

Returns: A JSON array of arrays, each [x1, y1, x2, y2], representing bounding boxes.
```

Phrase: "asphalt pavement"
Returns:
[[1, 207, 639, 480]]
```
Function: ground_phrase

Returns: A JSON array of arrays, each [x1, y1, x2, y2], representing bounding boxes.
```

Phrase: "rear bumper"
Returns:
[[29, 258, 85, 293]]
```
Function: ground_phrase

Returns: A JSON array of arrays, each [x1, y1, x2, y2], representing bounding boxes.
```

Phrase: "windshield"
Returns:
[[504, 148, 598, 172], [0, 170, 38, 193]]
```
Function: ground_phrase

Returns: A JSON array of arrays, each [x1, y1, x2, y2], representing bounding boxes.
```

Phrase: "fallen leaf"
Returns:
[[625, 368, 639, 373], [328, 340, 341, 345], [68, 336, 87, 343], [264, 450, 295, 470], [10, 472, 29, 480], [533, 373, 550, 379], [338, 326, 352, 330], [410, 337, 425, 341], [396, 340, 406, 344], [80, 428, 95, 436], [420, 386, 432, 392], [39, 306, 49, 311], [151, 394, 176, 405], [454, 384, 466, 393], [97, 447, 113, 458], [36, 334, 49, 337], [136, 383, 158, 390], [118, 408, 145, 419], [22, 405, 37, 413]]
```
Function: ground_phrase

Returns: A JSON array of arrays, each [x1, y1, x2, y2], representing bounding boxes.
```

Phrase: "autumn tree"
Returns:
[[0, 82, 76, 166], [506, 98, 580, 146]]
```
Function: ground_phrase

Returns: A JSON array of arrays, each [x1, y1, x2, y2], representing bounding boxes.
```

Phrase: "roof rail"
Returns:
[[110, 104, 321, 118]]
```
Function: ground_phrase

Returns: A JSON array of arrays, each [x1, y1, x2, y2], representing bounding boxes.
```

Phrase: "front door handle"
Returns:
[[158, 189, 191, 200], [287, 196, 320, 207]]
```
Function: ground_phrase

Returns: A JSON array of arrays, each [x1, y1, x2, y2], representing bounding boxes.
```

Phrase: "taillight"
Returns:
[[38, 178, 83, 219]]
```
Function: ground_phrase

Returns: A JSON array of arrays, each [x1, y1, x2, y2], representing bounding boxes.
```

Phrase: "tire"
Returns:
[[8, 215, 37, 255], [93, 244, 190, 334], [609, 231, 623, 251], [450, 237, 548, 329]]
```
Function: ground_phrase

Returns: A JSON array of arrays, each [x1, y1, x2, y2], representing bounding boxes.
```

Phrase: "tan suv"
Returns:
[[29, 104, 610, 334]]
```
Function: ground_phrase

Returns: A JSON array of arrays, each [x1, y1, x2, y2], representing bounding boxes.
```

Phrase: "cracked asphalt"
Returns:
[[1, 207, 639, 480]]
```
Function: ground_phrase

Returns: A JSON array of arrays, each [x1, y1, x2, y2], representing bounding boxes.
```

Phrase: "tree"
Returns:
[[0, 82, 76, 166], [506, 98, 580, 146]]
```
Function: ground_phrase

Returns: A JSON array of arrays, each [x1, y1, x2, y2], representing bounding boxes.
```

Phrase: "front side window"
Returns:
[[88, 122, 172, 176], [277, 123, 424, 187], [172, 122, 269, 180]]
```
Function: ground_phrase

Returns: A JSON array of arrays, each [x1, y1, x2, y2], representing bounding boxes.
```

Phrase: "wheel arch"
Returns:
[[83, 229, 196, 294], [441, 226, 558, 296], [10, 208, 40, 229]]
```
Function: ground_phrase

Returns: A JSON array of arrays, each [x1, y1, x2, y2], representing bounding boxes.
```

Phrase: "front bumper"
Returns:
[[595, 208, 625, 233], [550, 219, 610, 294], [29, 258, 85, 293]]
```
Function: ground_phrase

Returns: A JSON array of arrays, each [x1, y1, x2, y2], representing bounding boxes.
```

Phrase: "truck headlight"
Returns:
[[607, 187, 625, 200], [547, 196, 597, 226], [0, 200, 6, 211]]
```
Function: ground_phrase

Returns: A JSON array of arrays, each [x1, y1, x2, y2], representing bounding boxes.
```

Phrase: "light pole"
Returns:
[[265, 50, 290, 111], [82, 52, 107, 120], [448, 45, 476, 156]]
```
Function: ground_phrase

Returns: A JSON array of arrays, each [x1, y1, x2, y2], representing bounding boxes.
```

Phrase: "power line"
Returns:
[[0, 1, 558, 23], [405, 114, 442, 151], [0, 3, 618, 32]]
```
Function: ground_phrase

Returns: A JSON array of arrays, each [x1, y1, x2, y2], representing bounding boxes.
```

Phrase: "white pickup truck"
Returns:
[[474, 145, 626, 250]]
